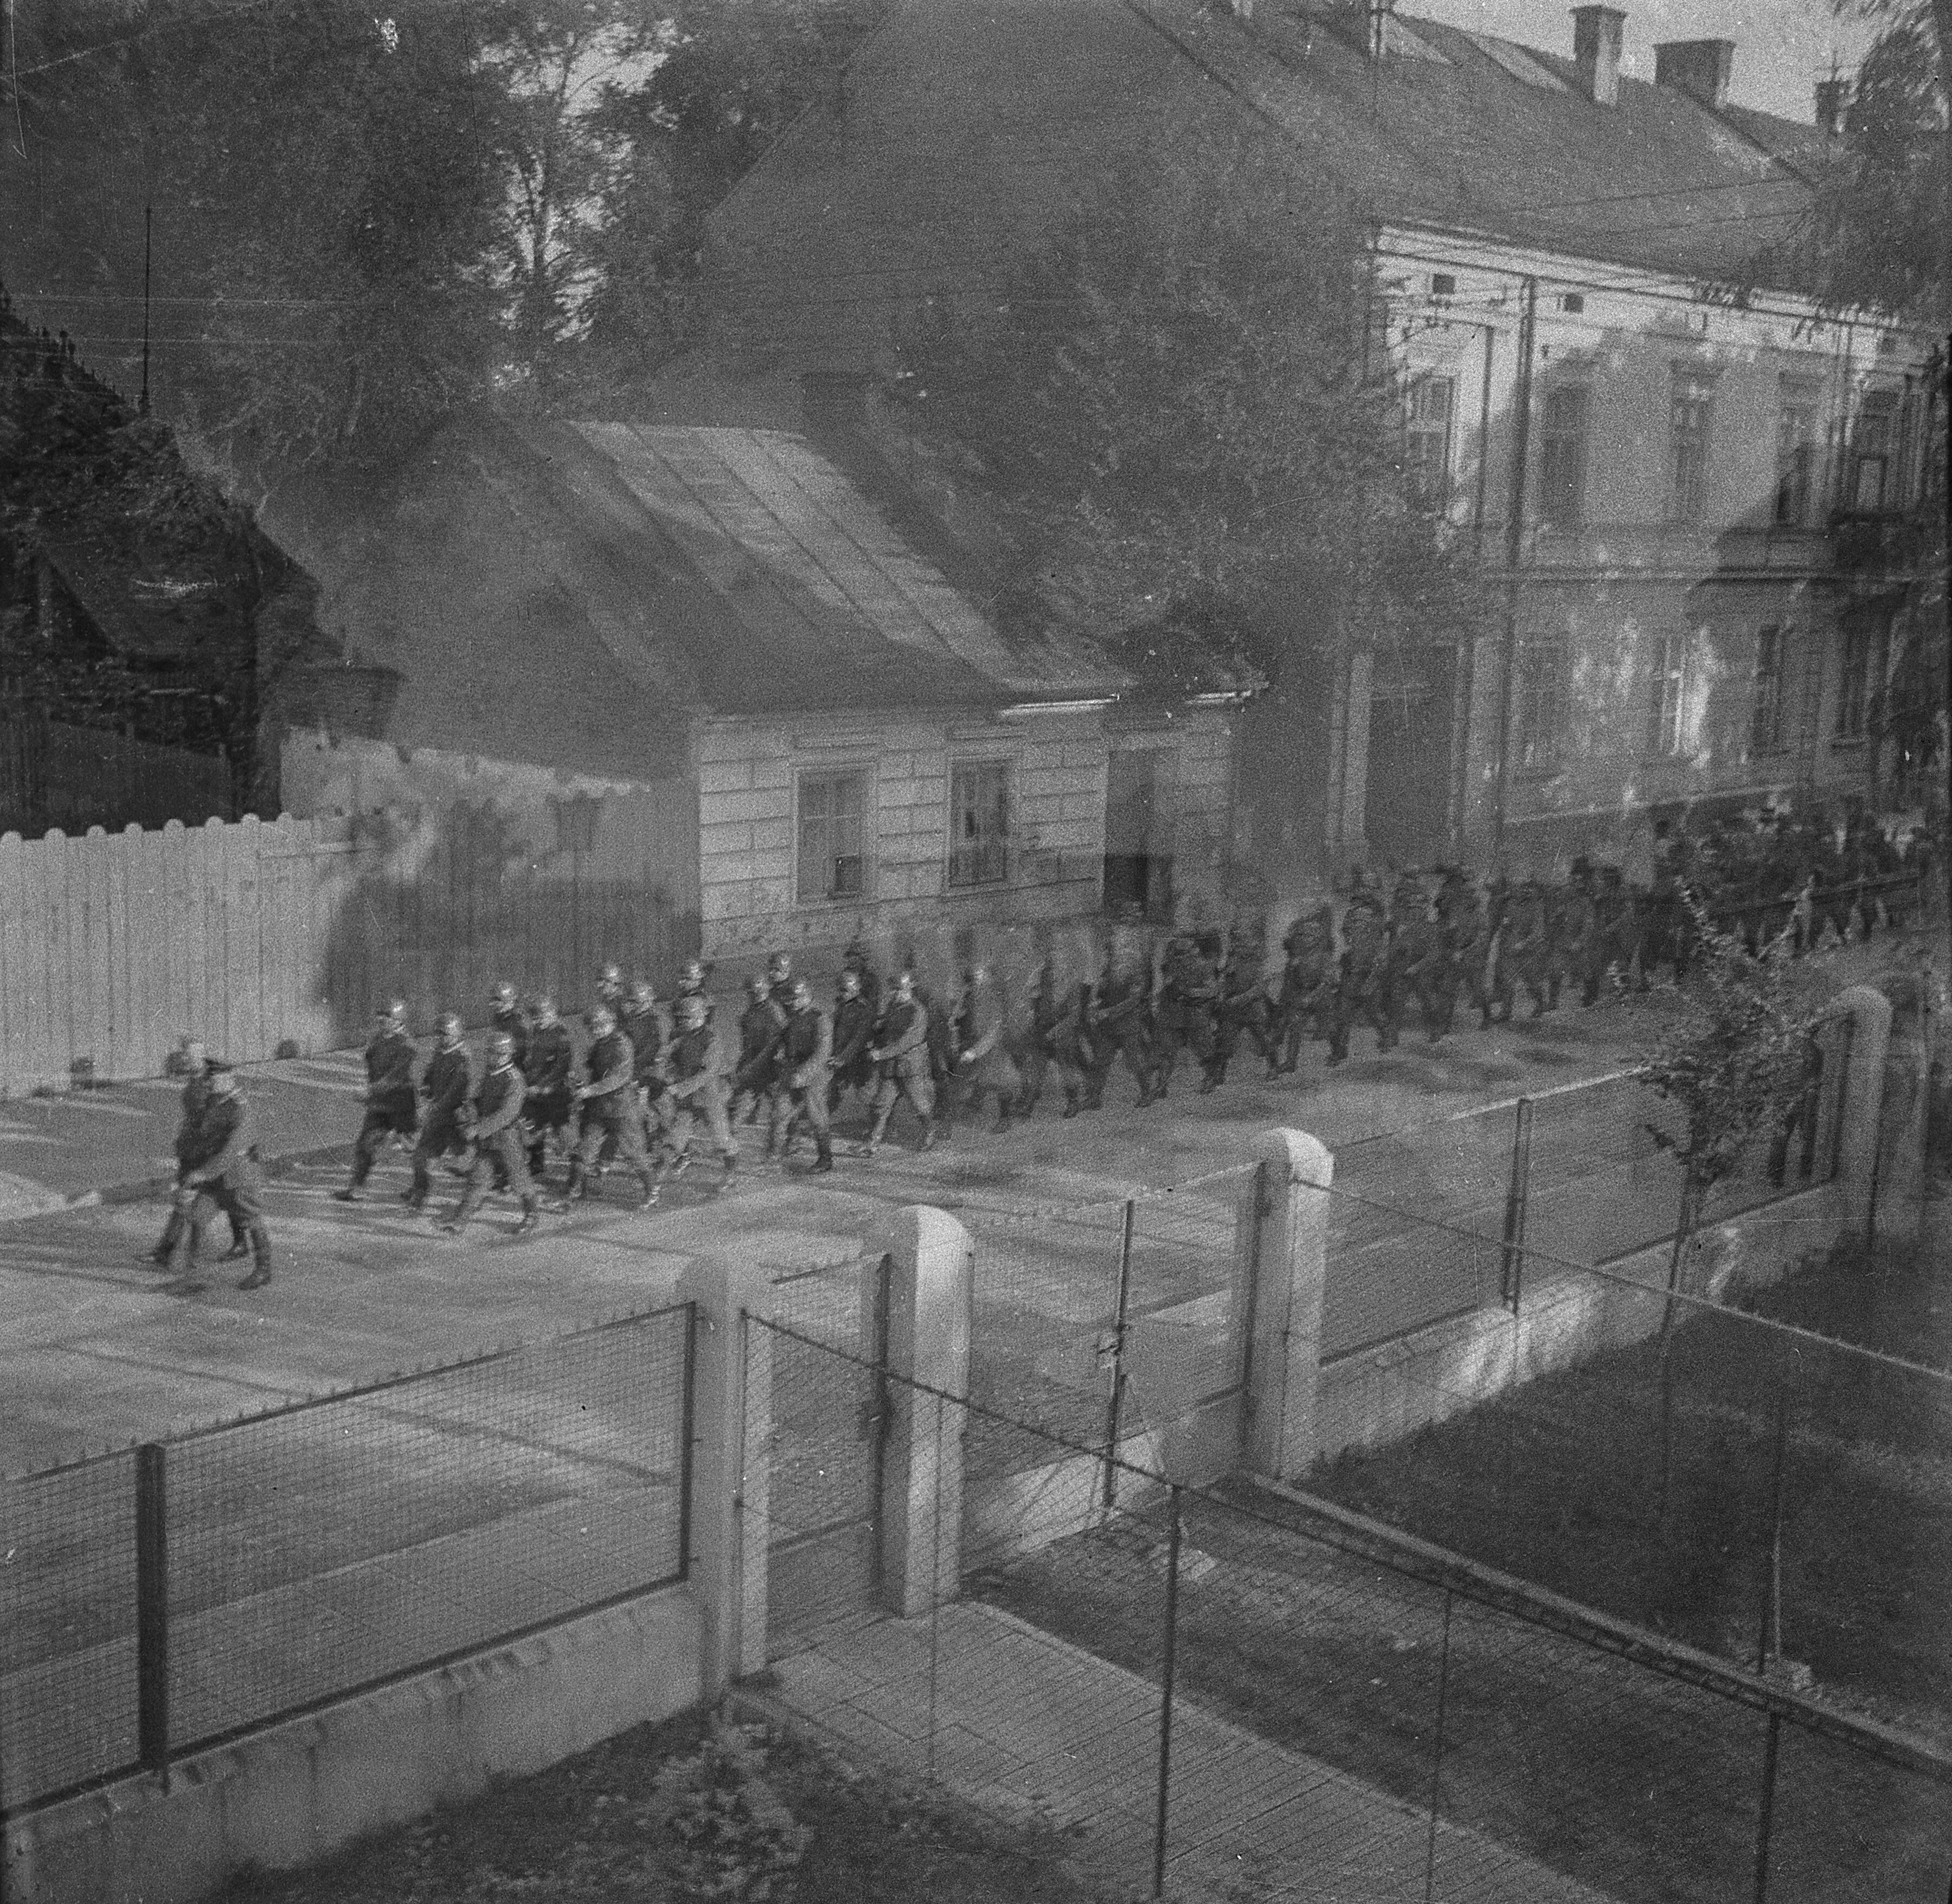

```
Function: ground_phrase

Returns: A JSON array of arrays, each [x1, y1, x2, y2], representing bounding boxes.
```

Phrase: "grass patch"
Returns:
[[1304, 1233, 1952, 1735], [219, 1708, 1118, 1904]]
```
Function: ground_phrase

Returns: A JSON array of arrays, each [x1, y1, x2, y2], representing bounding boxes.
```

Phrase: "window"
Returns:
[[1773, 398, 1817, 526], [797, 768, 868, 902], [1850, 390, 1897, 511], [1751, 626, 1786, 756], [1561, 292, 1585, 314], [1648, 632, 1690, 756], [1668, 372, 1715, 522], [1835, 623, 1872, 739], [948, 760, 1010, 887], [1430, 272, 1456, 297], [1516, 641, 1566, 769], [1538, 387, 1589, 529], [1403, 374, 1455, 507]]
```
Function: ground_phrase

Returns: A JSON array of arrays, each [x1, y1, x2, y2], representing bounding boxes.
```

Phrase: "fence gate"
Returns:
[[756, 1253, 892, 1652]]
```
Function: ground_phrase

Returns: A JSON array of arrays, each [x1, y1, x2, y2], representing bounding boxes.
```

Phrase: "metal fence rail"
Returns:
[[751, 1318, 1952, 1904], [0, 1303, 694, 1815]]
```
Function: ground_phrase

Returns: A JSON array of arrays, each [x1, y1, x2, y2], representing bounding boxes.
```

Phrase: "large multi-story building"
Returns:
[[701, 0, 1940, 885]]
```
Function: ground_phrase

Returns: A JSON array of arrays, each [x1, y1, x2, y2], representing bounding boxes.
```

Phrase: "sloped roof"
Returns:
[[301, 418, 1132, 776], [705, 0, 1824, 373]]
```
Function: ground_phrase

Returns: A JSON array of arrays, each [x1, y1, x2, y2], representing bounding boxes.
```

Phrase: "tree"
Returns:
[[1637, 891, 1829, 1515], [891, 111, 1487, 875]]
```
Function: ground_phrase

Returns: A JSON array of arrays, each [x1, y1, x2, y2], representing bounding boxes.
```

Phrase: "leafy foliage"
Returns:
[[658, 1723, 813, 1902], [891, 111, 1487, 686], [1638, 891, 1827, 1205]]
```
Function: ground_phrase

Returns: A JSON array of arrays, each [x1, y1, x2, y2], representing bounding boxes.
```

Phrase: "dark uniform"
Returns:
[[1501, 881, 1553, 1019], [659, 1021, 739, 1182], [408, 1040, 474, 1204], [1153, 932, 1219, 1096], [730, 986, 788, 1127], [954, 974, 1023, 1131], [1210, 923, 1277, 1085], [521, 1016, 577, 1178], [1386, 881, 1449, 1044], [1274, 910, 1336, 1073], [489, 1001, 530, 1075], [568, 1026, 654, 1203], [842, 938, 883, 1016], [1331, 889, 1394, 1063], [1585, 867, 1641, 1002], [1086, 963, 1157, 1108], [621, 996, 672, 1141], [770, 996, 835, 1167], [343, 1019, 419, 1193], [827, 982, 878, 1121], [172, 1085, 271, 1287], [149, 1064, 248, 1263], [450, 1056, 540, 1228], [867, 990, 936, 1148], [1022, 968, 1093, 1118]]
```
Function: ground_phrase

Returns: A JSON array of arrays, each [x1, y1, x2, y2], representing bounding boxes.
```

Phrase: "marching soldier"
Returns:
[[1209, 918, 1277, 1087], [674, 959, 715, 1025], [842, 935, 882, 1015], [953, 963, 1022, 1134], [1501, 879, 1554, 1020], [1441, 873, 1503, 1032], [1153, 927, 1219, 1099], [489, 982, 530, 1074], [827, 967, 878, 1124], [770, 977, 835, 1171], [621, 978, 671, 1144], [1389, 876, 1450, 1044], [565, 1005, 656, 1207], [440, 1033, 545, 1236], [765, 951, 797, 1015], [908, 963, 958, 1129], [657, 992, 739, 1192], [169, 1063, 272, 1292], [521, 994, 576, 1181], [1086, 949, 1159, 1109], [595, 962, 627, 1017], [1548, 871, 1595, 1011], [146, 1039, 250, 1265], [1331, 873, 1394, 1064], [864, 969, 936, 1154], [1584, 865, 1641, 1002], [1022, 961, 1094, 1120], [334, 1000, 419, 1201], [730, 973, 789, 1127], [405, 1013, 474, 1209], [1274, 908, 1335, 1073]]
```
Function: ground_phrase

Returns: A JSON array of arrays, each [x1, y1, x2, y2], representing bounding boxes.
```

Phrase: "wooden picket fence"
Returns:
[[0, 800, 697, 1096]]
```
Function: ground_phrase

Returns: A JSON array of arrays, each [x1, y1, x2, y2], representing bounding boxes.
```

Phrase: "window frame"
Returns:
[[1514, 639, 1568, 771], [794, 763, 873, 905], [1750, 625, 1787, 757], [946, 757, 1012, 890], [1849, 389, 1898, 513], [1773, 394, 1818, 528], [1402, 370, 1456, 510], [1668, 371, 1716, 524], [1537, 384, 1590, 530], [1648, 631, 1691, 757], [1834, 623, 1872, 741]]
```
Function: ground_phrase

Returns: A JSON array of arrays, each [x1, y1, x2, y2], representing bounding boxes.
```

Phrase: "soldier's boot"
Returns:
[[714, 1152, 740, 1193], [1062, 1089, 1083, 1118], [991, 1097, 1013, 1135], [220, 1231, 253, 1262], [148, 1208, 185, 1266], [513, 1199, 541, 1236], [237, 1243, 272, 1292], [635, 1171, 659, 1211], [810, 1136, 835, 1175], [863, 1109, 893, 1155], [564, 1161, 592, 1201], [1546, 975, 1562, 1012], [917, 1116, 936, 1153], [402, 1167, 429, 1211]]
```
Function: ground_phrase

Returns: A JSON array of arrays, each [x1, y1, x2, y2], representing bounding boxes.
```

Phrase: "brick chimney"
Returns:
[[1653, 38, 1735, 109], [1815, 74, 1849, 137], [1571, 7, 1626, 108]]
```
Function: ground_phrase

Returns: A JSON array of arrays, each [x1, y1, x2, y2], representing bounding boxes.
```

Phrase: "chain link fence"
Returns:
[[748, 1315, 1952, 1904], [1, 1303, 694, 1815]]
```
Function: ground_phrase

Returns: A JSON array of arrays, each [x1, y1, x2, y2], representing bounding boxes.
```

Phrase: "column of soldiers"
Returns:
[[152, 807, 1934, 1279]]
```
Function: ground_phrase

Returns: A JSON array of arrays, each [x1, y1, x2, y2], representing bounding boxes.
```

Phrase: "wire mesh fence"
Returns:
[[0, 1303, 694, 1814], [746, 1315, 1952, 1904]]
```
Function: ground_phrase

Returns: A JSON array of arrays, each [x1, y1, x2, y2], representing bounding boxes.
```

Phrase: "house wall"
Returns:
[[1355, 231, 1934, 872], [693, 704, 1237, 974]]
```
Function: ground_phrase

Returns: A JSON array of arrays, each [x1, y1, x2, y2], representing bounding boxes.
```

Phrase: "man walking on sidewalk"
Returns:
[[335, 1000, 419, 1201], [145, 1039, 249, 1266], [440, 1033, 548, 1236], [168, 1064, 272, 1292], [405, 1014, 473, 1210]]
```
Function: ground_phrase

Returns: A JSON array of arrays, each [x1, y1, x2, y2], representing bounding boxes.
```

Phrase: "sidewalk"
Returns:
[[771, 1602, 1609, 1903]]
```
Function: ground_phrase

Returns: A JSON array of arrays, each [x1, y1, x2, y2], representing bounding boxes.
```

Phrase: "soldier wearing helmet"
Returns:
[[441, 1032, 548, 1236], [566, 1004, 656, 1207], [405, 1012, 474, 1209], [335, 999, 419, 1201], [520, 994, 576, 1181], [657, 990, 739, 1192], [489, 982, 530, 1074]]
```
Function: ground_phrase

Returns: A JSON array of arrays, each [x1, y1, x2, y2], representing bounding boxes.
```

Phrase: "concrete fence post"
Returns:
[[878, 1205, 973, 1617], [676, 1258, 775, 1697], [1833, 983, 1892, 1241], [1230, 1128, 1335, 1483]]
